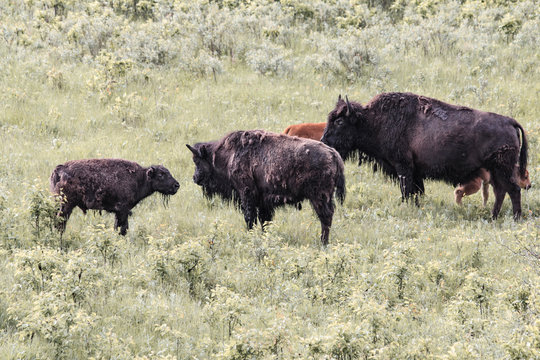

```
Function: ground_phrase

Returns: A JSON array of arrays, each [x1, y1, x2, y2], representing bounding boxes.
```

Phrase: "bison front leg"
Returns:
[[258, 206, 275, 231], [397, 173, 415, 202], [396, 164, 421, 205], [56, 203, 75, 233], [240, 191, 257, 230], [114, 211, 130, 236]]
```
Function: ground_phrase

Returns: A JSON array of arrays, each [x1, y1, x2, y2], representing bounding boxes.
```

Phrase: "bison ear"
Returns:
[[199, 145, 208, 159], [146, 166, 156, 179]]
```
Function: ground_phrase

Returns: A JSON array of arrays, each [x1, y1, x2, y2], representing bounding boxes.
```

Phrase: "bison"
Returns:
[[321, 92, 528, 220], [455, 166, 531, 206], [283, 122, 326, 140], [50, 158, 180, 235], [186, 130, 345, 246]]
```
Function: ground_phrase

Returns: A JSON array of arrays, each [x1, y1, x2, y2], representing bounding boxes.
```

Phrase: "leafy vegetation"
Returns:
[[1, 0, 539, 358]]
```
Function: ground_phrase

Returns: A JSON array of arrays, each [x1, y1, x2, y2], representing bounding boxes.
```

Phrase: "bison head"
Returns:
[[147, 165, 180, 196], [187, 143, 235, 202], [186, 143, 212, 186], [321, 95, 363, 161]]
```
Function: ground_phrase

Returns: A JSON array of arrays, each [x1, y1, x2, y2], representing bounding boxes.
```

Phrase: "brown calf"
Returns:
[[455, 166, 531, 206], [283, 122, 326, 141]]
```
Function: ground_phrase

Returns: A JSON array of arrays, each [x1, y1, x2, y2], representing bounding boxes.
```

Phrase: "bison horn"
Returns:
[[345, 95, 351, 116], [186, 144, 199, 157]]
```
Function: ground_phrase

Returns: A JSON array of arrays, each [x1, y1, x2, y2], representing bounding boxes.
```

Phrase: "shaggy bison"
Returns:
[[321, 92, 528, 220], [50, 159, 180, 235], [283, 122, 326, 140], [187, 130, 345, 245], [455, 166, 531, 206]]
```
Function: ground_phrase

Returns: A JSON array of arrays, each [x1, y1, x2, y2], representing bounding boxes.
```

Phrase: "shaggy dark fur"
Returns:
[[50, 159, 180, 235], [187, 130, 345, 246], [321, 92, 528, 220]]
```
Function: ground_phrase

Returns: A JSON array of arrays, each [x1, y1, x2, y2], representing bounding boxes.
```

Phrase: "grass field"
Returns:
[[0, 1, 539, 359]]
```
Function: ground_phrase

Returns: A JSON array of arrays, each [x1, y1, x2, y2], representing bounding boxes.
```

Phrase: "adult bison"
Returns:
[[186, 130, 345, 246], [283, 122, 326, 140], [50, 159, 180, 235], [321, 92, 528, 220]]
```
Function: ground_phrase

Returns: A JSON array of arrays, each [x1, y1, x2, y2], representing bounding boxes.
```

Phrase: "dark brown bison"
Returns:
[[455, 166, 531, 206], [283, 122, 326, 140], [321, 92, 528, 220], [186, 130, 345, 246], [50, 159, 180, 235]]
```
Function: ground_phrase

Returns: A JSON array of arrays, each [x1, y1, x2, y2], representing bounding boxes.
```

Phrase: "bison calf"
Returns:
[[187, 130, 345, 246], [283, 122, 326, 141], [455, 166, 531, 206], [50, 159, 180, 235]]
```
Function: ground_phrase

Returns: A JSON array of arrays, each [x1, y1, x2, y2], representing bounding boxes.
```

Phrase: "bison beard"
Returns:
[[321, 92, 528, 220], [50, 159, 180, 235], [187, 130, 345, 246]]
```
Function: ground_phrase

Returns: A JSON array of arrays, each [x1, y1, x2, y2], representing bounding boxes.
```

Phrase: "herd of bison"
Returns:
[[49, 92, 531, 245]]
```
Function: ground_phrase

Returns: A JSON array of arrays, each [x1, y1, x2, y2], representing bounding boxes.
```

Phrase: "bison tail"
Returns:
[[335, 169, 346, 205], [516, 123, 528, 178]]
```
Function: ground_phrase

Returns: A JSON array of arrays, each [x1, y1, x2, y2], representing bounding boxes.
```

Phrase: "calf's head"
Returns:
[[321, 95, 362, 160], [147, 165, 180, 195], [516, 168, 531, 190]]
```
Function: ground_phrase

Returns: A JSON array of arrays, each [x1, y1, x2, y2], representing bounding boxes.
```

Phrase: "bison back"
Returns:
[[229, 131, 344, 200], [49, 159, 145, 210]]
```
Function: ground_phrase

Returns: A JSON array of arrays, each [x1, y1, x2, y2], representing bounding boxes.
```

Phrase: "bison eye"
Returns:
[[335, 118, 344, 126]]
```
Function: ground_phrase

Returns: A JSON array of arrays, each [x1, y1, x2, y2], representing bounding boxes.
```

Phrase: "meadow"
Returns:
[[0, 0, 539, 358]]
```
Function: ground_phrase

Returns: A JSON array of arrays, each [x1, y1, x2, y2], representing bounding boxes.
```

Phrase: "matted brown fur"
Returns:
[[50, 158, 179, 235], [187, 130, 345, 246], [322, 92, 528, 220]]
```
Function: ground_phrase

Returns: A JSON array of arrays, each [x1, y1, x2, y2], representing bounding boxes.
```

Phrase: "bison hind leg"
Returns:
[[490, 169, 522, 220], [309, 197, 335, 246], [114, 211, 130, 236], [488, 149, 522, 220]]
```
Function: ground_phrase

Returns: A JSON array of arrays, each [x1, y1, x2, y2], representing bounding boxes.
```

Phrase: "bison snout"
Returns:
[[193, 174, 203, 185]]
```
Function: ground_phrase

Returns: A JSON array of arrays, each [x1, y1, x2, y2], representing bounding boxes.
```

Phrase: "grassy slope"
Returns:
[[0, 5, 539, 360]]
